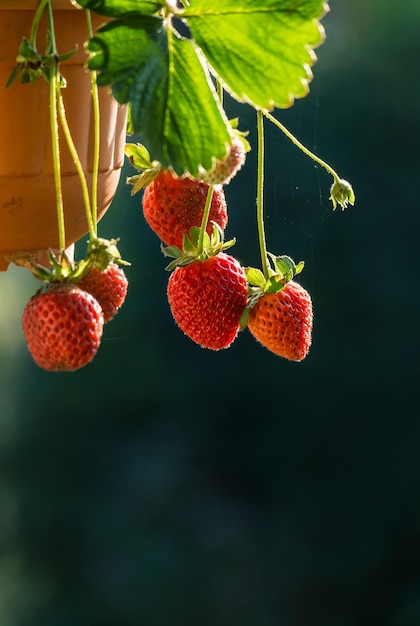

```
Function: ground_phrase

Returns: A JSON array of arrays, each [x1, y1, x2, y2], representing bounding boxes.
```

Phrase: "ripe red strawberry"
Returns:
[[142, 169, 227, 247], [167, 253, 248, 350], [78, 262, 128, 323], [247, 281, 313, 361], [22, 284, 104, 371], [199, 134, 246, 185]]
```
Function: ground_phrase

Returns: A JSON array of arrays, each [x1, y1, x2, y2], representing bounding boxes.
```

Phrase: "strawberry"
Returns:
[[198, 133, 247, 186], [142, 169, 227, 247], [78, 262, 128, 323], [247, 280, 313, 361], [22, 284, 104, 371], [167, 252, 248, 350]]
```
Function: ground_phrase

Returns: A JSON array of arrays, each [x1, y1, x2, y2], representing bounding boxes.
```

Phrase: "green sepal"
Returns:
[[182, 230, 200, 254], [267, 253, 304, 283], [264, 275, 286, 294], [125, 143, 160, 171], [17, 38, 38, 59], [125, 143, 162, 193], [27, 238, 129, 285], [245, 267, 266, 288], [161, 223, 236, 271], [239, 305, 250, 330], [243, 253, 305, 306], [160, 244, 182, 260], [126, 171, 160, 194], [69, 258, 91, 281], [5, 64, 20, 88], [84, 237, 130, 270], [29, 264, 54, 282]]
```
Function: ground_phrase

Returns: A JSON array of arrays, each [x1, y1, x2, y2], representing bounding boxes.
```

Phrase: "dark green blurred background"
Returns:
[[1, 1, 420, 624]]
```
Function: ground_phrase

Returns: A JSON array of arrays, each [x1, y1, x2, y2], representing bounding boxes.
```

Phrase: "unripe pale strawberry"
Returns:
[[142, 170, 227, 247], [247, 281, 313, 361], [199, 134, 246, 185], [22, 284, 104, 371], [167, 253, 248, 350]]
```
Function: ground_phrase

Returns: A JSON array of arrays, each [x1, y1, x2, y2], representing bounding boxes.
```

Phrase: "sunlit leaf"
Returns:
[[182, 0, 328, 109], [86, 18, 230, 174], [75, 0, 164, 18]]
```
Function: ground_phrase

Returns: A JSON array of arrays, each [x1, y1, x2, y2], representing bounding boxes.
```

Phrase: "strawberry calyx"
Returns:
[[28, 249, 88, 284], [125, 143, 163, 193], [6, 36, 76, 88], [83, 237, 130, 272], [240, 254, 305, 329], [330, 177, 356, 210], [162, 223, 236, 271], [28, 238, 128, 285]]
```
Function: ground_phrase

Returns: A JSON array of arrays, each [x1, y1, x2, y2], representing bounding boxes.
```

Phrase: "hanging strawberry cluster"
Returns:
[[7, 0, 355, 371], [7, 0, 129, 371], [92, 0, 354, 363], [126, 111, 317, 360]]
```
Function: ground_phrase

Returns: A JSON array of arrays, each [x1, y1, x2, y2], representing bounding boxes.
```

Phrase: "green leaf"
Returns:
[[81, 0, 328, 174], [75, 0, 164, 18], [182, 0, 328, 109], [86, 17, 231, 175], [162, 33, 231, 174]]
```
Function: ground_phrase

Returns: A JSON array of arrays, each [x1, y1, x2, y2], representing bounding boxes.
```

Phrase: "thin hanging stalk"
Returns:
[[263, 109, 338, 180], [256, 109, 269, 279], [29, 0, 49, 44], [56, 93, 95, 238], [263, 110, 355, 210], [85, 9, 101, 232], [46, 1, 66, 252], [196, 185, 215, 255]]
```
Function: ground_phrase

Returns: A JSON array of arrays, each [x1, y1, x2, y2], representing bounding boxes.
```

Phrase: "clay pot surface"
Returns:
[[0, 1, 127, 269]]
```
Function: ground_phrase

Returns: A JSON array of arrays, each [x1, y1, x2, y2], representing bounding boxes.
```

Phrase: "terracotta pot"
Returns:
[[0, 0, 127, 269]]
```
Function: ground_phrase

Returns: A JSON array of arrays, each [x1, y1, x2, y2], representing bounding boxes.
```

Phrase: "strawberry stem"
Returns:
[[263, 110, 355, 210], [57, 93, 95, 238], [86, 10, 100, 234], [46, 1, 66, 253], [262, 110, 339, 183], [29, 0, 48, 44], [197, 184, 215, 256], [256, 109, 270, 279]]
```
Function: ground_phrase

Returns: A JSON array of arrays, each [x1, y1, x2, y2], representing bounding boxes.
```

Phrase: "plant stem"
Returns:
[[86, 10, 100, 234], [197, 185, 214, 255], [256, 109, 270, 279], [57, 93, 95, 238], [263, 110, 340, 182], [29, 0, 49, 45], [46, 1, 66, 252]]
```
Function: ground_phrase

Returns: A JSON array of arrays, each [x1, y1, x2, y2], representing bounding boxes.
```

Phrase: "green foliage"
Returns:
[[183, 0, 327, 109], [77, 0, 328, 175], [76, 0, 164, 16]]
